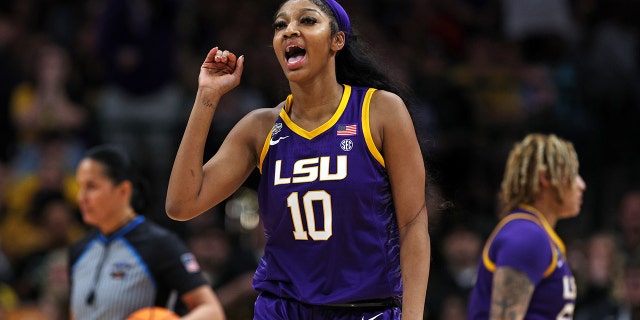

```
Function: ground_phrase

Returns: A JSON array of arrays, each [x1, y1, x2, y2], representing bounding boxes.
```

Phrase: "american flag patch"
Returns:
[[337, 124, 357, 136], [181, 253, 200, 273]]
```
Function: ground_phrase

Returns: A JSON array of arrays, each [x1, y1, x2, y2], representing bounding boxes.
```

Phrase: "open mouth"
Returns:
[[285, 45, 306, 64]]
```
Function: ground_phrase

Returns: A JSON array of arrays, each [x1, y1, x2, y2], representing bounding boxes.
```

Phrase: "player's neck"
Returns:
[[288, 82, 344, 126], [530, 199, 559, 228]]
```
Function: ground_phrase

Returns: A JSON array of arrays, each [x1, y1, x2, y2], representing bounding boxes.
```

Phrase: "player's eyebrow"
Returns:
[[275, 8, 322, 20]]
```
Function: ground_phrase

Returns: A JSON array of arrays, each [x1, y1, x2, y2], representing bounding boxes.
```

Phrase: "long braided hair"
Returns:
[[499, 133, 579, 217]]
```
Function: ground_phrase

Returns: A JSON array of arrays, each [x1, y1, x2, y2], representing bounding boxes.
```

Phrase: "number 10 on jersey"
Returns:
[[287, 191, 333, 241]]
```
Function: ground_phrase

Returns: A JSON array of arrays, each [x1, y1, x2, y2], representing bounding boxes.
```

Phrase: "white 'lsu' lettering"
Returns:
[[562, 275, 577, 300], [274, 155, 348, 185], [556, 276, 577, 320]]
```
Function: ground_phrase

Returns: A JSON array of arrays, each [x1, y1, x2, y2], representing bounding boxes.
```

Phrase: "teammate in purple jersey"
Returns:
[[467, 134, 586, 320], [165, 0, 431, 318]]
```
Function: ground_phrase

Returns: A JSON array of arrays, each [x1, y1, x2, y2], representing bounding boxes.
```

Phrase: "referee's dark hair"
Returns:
[[84, 144, 149, 214]]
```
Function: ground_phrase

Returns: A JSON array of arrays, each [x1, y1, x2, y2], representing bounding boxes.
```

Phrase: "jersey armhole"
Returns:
[[482, 213, 557, 276], [258, 123, 276, 174], [362, 88, 384, 167]]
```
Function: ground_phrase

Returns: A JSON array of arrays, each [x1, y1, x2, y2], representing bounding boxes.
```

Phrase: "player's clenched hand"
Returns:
[[198, 47, 244, 96]]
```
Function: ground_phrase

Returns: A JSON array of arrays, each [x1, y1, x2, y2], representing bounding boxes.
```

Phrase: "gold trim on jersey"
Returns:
[[259, 85, 388, 172], [259, 85, 351, 172], [518, 204, 567, 257], [258, 129, 273, 173], [481, 206, 560, 278], [280, 85, 352, 139], [362, 88, 385, 167]]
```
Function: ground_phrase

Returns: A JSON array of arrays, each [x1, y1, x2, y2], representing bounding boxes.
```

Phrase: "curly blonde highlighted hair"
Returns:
[[499, 133, 579, 217]]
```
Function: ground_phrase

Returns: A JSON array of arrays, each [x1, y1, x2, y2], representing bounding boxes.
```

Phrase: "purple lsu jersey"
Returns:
[[467, 205, 577, 319], [254, 85, 402, 305]]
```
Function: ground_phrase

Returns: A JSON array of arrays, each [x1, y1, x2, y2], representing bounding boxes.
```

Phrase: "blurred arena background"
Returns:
[[1, 0, 639, 319]]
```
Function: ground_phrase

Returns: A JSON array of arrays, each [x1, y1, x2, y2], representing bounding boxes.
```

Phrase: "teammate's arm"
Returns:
[[370, 90, 430, 320], [490, 267, 534, 320]]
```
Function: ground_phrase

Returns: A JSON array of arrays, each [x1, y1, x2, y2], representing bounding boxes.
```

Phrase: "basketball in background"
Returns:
[[126, 307, 180, 320]]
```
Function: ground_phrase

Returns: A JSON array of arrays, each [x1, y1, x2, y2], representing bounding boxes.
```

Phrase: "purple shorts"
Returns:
[[253, 292, 401, 320]]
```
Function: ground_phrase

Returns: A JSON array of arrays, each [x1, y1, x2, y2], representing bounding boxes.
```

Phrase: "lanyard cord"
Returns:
[[86, 242, 109, 305]]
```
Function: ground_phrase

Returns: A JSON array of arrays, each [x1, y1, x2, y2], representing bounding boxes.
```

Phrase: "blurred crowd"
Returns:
[[0, 0, 639, 319]]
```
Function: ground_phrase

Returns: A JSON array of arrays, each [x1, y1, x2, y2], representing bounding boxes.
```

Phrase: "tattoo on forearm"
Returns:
[[490, 268, 534, 320], [203, 100, 215, 109]]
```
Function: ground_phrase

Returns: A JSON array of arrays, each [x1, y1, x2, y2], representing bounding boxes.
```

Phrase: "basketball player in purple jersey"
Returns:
[[467, 134, 586, 319], [165, 0, 431, 319]]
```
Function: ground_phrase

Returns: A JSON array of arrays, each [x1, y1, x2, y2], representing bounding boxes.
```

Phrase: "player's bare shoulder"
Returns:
[[241, 102, 283, 134], [369, 90, 407, 119], [248, 101, 284, 121], [368, 90, 410, 147], [235, 102, 285, 157]]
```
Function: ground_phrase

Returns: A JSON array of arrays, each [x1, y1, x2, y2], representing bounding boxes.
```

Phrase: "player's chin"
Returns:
[[566, 205, 582, 219]]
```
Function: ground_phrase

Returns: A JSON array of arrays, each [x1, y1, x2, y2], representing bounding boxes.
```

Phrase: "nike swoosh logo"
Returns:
[[362, 313, 383, 320], [269, 136, 289, 146]]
